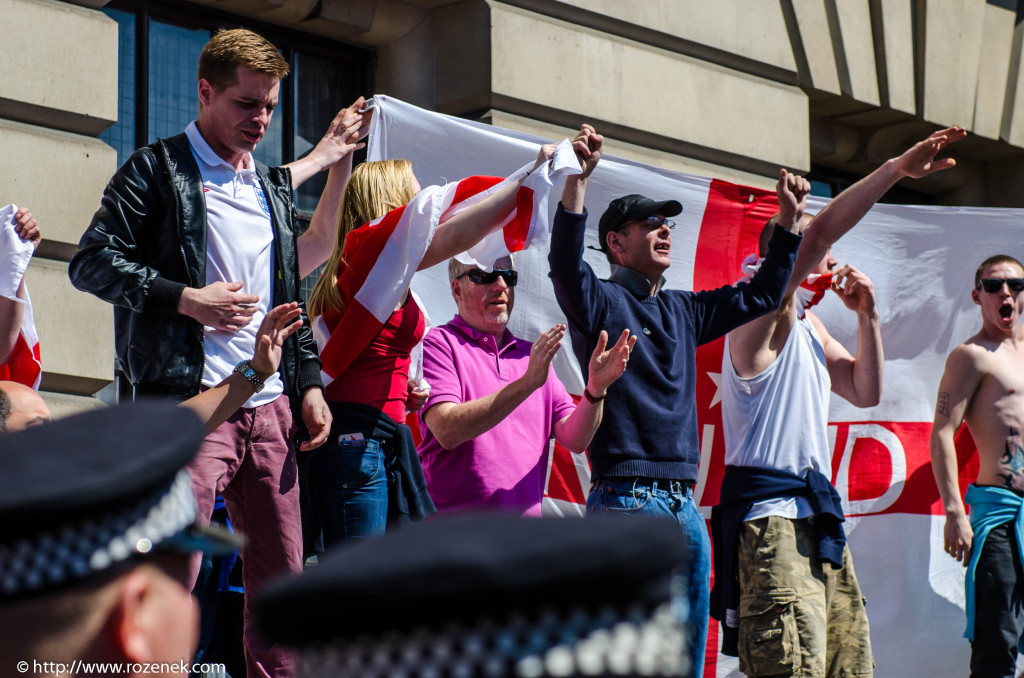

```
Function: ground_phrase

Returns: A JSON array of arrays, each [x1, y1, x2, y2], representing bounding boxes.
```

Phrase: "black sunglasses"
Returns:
[[460, 268, 518, 287], [626, 216, 676, 230], [978, 278, 1024, 293]]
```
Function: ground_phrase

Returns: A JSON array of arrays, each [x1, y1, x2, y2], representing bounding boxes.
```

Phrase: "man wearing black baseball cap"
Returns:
[[0, 402, 242, 677], [548, 124, 808, 677], [597, 193, 683, 264]]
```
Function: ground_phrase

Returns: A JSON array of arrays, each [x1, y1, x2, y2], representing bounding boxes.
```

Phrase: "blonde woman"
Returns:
[[306, 148, 553, 547]]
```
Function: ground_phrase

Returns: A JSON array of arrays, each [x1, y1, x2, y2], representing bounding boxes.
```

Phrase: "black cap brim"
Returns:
[[623, 198, 682, 222]]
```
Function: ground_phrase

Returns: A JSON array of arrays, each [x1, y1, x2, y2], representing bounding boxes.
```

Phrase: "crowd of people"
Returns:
[[2, 23, 1024, 678]]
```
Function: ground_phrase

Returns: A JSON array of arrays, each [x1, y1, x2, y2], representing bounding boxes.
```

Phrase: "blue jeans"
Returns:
[[313, 437, 388, 546], [587, 477, 711, 678]]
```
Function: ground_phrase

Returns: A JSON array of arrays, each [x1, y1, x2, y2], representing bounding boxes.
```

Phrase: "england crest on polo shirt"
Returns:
[[253, 182, 271, 216]]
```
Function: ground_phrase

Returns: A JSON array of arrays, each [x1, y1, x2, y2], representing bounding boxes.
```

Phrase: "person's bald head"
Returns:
[[0, 381, 51, 432]]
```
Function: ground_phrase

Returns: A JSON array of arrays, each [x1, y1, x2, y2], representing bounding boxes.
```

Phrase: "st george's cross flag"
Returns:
[[314, 136, 580, 384], [0, 204, 41, 390], [365, 94, 1024, 677]]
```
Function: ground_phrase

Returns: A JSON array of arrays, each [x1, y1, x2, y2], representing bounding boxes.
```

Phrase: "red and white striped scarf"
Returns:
[[740, 253, 833, 319]]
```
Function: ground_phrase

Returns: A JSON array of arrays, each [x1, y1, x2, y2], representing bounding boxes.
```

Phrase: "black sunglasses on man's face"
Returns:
[[626, 216, 676, 231], [978, 278, 1024, 294], [460, 268, 518, 287]]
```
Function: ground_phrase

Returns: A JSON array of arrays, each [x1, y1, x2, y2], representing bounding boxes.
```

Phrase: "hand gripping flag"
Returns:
[[454, 140, 582, 269], [0, 204, 41, 389], [315, 140, 581, 382]]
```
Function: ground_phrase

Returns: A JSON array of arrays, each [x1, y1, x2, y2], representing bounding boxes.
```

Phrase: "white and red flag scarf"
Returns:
[[739, 253, 834, 318], [314, 133, 580, 382], [0, 204, 41, 390]]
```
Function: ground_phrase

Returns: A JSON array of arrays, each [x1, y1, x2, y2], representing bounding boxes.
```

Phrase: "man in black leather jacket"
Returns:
[[69, 28, 366, 678]]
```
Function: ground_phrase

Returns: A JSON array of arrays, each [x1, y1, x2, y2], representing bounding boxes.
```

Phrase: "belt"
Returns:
[[601, 477, 693, 493]]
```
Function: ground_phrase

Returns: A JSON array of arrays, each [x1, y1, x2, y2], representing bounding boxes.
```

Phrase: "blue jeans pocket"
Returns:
[[586, 482, 652, 513], [315, 437, 388, 545], [335, 438, 384, 488]]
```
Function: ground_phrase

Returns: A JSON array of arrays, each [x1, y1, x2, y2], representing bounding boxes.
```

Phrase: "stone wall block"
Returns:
[[0, 0, 117, 135], [0, 119, 117, 249], [24, 258, 114, 394], [783, 0, 842, 94], [829, 0, 880, 105], [973, 2, 1015, 140], [918, 0, 985, 127], [870, 0, 915, 114], [488, 5, 809, 172], [501, 0, 797, 77], [1000, 12, 1024, 145]]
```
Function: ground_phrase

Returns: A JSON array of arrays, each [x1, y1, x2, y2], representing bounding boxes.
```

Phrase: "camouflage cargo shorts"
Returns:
[[736, 515, 873, 677]]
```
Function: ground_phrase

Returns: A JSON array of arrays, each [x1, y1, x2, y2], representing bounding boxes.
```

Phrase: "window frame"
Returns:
[[102, 0, 372, 176]]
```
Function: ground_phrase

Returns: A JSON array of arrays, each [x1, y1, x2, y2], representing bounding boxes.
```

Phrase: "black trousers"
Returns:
[[972, 521, 1024, 678]]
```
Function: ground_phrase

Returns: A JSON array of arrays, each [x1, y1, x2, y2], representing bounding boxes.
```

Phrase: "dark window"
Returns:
[[809, 179, 834, 200], [147, 20, 208, 146], [98, 1, 371, 216], [98, 8, 136, 165], [293, 52, 365, 212]]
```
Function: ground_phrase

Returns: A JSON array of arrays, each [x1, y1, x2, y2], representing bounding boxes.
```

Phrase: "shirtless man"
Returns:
[[931, 254, 1024, 677]]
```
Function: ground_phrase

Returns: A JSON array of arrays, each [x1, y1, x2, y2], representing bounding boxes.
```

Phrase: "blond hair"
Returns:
[[198, 28, 289, 91], [308, 160, 419, 318]]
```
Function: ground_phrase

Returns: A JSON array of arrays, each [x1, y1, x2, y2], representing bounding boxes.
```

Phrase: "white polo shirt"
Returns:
[[185, 122, 284, 408]]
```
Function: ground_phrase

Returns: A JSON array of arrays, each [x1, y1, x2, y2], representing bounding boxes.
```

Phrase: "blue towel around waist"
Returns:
[[964, 483, 1024, 650]]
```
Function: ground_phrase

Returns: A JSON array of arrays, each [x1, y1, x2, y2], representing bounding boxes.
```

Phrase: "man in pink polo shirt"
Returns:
[[417, 255, 636, 516]]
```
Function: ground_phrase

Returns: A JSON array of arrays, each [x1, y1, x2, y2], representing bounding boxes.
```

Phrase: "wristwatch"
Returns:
[[234, 360, 265, 393]]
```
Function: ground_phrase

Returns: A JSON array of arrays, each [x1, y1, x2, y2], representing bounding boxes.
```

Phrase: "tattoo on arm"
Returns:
[[936, 392, 951, 418]]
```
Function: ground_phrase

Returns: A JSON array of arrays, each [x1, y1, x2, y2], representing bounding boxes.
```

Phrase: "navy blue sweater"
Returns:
[[548, 203, 801, 480]]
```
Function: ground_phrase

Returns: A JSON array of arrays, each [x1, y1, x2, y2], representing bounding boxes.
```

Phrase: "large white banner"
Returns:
[[367, 95, 1024, 676]]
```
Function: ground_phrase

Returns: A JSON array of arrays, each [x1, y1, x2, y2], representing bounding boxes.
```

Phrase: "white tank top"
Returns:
[[721, 316, 832, 520]]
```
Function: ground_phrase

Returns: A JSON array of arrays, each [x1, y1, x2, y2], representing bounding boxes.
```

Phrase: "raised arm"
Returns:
[[0, 287, 23, 364], [553, 329, 635, 453], [294, 97, 370, 278], [417, 144, 557, 271], [548, 125, 607, 339], [726, 170, 810, 374], [806, 265, 883, 407], [930, 345, 983, 565], [423, 324, 565, 450], [181, 303, 302, 434], [0, 208, 39, 362], [695, 172, 805, 347], [561, 124, 602, 214], [788, 127, 964, 297], [286, 97, 369, 190]]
